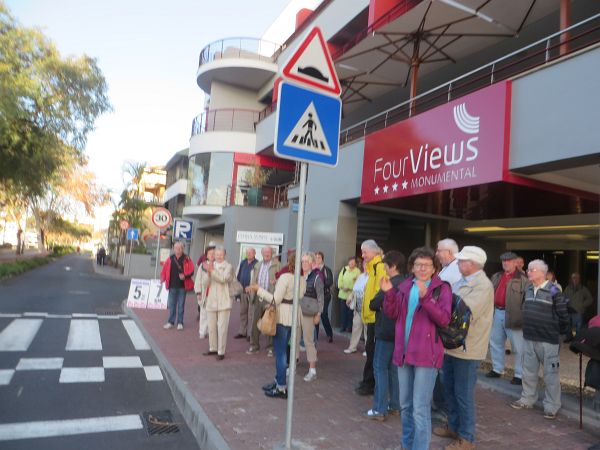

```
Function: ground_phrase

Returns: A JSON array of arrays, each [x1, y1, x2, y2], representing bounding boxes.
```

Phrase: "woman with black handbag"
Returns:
[[299, 252, 324, 382], [248, 252, 306, 399]]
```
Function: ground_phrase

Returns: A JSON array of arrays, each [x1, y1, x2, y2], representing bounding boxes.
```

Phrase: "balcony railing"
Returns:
[[340, 12, 600, 145], [191, 108, 261, 137], [198, 37, 282, 67], [226, 182, 292, 209]]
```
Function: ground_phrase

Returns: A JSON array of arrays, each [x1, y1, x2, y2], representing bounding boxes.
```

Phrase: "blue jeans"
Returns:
[[489, 309, 524, 378], [442, 355, 480, 443], [167, 288, 186, 325], [397, 364, 438, 450], [340, 301, 353, 331], [273, 324, 291, 388], [569, 312, 583, 337], [373, 340, 399, 414]]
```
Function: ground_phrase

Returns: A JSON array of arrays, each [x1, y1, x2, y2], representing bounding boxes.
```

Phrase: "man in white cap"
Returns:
[[434, 246, 493, 450]]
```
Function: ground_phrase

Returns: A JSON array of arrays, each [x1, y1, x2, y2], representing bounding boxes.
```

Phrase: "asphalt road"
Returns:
[[0, 254, 199, 449]]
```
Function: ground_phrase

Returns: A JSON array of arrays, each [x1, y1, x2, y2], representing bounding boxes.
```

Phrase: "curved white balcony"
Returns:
[[197, 38, 280, 92], [189, 108, 259, 156]]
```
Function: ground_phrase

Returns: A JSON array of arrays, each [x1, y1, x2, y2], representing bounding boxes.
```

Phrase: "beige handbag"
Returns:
[[257, 300, 277, 336]]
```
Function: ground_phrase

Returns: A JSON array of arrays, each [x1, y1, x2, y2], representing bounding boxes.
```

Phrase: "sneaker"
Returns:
[[303, 371, 317, 382], [363, 409, 385, 422], [362, 351, 367, 357], [485, 370, 501, 378], [433, 425, 458, 439], [445, 438, 475, 450], [267, 349, 273, 357], [262, 382, 277, 391], [343, 348, 356, 354], [265, 387, 287, 399], [299, 345, 306, 352], [510, 400, 532, 410], [510, 377, 522, 385], [198, 334, 206, 339], [246, 348, 259, 355], [163, 323, 173, 329], [544, 411, 557, 420], [177, 324, 183, 331], [216, 354, 225, 361]]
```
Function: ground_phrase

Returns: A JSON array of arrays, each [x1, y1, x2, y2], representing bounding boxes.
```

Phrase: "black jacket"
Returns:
[[370, 274, 406, 342], [522, 281, 569, 345]]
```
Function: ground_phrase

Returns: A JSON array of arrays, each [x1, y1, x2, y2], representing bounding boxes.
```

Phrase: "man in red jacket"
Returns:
[[160, 241, 195, 330]]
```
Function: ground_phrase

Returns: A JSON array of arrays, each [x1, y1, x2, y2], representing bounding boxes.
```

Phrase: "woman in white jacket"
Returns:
[[249, 254, 306, 398], [198, 246, 234, 360]]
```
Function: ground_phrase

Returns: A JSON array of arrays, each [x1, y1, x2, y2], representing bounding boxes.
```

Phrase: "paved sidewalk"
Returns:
[[129, 299, 600, 450], [92, 262, 132, 280]]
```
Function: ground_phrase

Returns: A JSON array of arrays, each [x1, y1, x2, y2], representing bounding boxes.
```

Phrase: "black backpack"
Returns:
[[433, 282, 472, 350]]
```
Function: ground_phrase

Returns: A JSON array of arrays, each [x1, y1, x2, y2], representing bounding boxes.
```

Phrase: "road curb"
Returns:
[[123, 301, 231, 450]]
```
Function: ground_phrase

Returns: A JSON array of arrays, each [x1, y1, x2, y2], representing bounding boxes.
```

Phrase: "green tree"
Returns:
[[0, 2, 111, 248]]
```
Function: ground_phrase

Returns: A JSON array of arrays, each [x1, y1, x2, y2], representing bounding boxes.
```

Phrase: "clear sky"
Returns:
[[5, 0, 296, 199]]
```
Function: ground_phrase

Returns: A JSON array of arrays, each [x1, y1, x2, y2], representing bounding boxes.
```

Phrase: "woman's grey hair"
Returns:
[[302, 251, 316, 263], [214, 245, 226, 254], [528, 259, 548, 274], [361, 239, 380, 253], [173, 241, 184, 250], [437, 238, 459, 255]]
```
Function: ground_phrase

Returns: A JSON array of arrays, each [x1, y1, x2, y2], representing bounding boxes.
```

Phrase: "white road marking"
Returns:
[[16, 358, 64, 371], [72, 313, 97, 318], [66, 320, 102, 351], [68, 291, 90, 295], [46, 314, 72, 319], [23, 312, 48, 317], [0, 319, 43, 351], [64, 266, 71, 271], [0, 414, 143, 441], [59, 367, 104, 383], [102, 356, 142, 369], [143, 366, 163, 381], [0, 370, 15, 385], [97, 315, 119, 320], [0, 313, 21, 318], [122, 320, 150, 350]]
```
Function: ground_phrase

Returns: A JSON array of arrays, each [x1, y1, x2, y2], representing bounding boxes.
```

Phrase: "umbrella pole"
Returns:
[[580, 352, 583, 430]]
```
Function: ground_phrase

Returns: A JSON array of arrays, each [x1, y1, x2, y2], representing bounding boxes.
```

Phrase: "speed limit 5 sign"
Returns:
[[152, 208, 172, 229]]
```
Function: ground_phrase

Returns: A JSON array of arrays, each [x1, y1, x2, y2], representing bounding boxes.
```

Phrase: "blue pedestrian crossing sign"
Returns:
[[274, 81, 341, 167], [126, 228, 139, 241]]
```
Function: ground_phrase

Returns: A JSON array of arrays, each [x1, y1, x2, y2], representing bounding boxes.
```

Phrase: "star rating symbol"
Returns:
[[392, 182, 398, 191], [383, 185, 389, 193], [402, 180, 408, 190], [374, 186, 380, 195]]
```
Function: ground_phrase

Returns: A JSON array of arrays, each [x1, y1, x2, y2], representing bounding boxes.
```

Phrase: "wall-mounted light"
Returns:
[[465, 224, 600, 233]]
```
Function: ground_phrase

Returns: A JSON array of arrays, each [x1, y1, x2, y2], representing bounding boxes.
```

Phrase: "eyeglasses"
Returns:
[[414, 263, 433, 269]]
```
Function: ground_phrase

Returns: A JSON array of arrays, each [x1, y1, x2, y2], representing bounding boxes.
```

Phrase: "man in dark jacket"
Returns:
[[234, 247, 257, 339], [487, 251, 529, 385], [511, 259, 569, 420], [564, 272, 594, 342], [315, 251, 334, 342], [363, 250, 406, 421]]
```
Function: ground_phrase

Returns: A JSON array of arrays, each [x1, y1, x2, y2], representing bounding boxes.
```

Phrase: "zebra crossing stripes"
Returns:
[[0, 414, 144, 441], [0, 319, 43, 351], [66, 320, 103, 351], [16, 358, 64, 370], [59, 367, 105, 383], [122, 319, 150, 350], [0, 369, 14, 385]]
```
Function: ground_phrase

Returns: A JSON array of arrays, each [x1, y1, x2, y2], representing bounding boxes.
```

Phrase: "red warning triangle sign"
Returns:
[[282, 27, 341, 96]]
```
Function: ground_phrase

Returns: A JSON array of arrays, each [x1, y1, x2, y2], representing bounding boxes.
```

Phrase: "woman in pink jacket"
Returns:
[[381, 247, 451, 450]]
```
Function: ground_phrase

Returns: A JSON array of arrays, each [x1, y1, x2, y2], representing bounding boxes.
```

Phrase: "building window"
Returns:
[[187, 153, 233, 207]]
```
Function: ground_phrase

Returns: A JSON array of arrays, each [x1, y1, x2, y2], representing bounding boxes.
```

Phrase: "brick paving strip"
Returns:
[[126, 298, 600, 450]]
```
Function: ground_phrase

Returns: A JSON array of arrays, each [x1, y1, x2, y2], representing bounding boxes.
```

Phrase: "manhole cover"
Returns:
[[96, 309, 121, 316], [142, 410, 180, 436]]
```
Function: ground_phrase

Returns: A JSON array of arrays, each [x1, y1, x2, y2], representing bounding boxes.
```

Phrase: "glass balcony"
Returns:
[[191, 108, 261, 137], [198, 37, 282, 67]]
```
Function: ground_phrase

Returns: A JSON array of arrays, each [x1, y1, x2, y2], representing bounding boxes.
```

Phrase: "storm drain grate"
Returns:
[[95, 309, 121, 316], [142, 410, 180, 436]]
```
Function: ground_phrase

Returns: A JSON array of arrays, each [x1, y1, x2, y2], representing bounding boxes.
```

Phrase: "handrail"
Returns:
[[339, 12, 600, 144], [199, 37, 282, 67], [191, 108, 261, 137]]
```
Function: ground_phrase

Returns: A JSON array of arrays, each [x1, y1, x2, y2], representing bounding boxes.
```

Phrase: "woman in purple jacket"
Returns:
[[381, 247, 452, 450]]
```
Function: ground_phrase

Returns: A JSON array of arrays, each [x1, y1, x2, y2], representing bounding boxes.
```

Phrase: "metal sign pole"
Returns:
[[126, 237, 133, 276], [154, 229, 160, 280], [285, 162, 307, 450]]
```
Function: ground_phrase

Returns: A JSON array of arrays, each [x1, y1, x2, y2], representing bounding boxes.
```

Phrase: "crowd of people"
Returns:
[[158, 237, 594, 450]]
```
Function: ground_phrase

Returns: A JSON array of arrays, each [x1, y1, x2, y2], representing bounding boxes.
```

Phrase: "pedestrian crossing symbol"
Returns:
[[274, 81, 341, 167], [283, 102, 331, 156]]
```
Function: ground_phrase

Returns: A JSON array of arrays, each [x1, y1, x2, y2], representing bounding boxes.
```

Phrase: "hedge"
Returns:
[[0, 256, 53, 280]]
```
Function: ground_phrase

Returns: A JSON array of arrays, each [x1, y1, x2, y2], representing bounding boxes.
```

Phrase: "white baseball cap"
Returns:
[[456, 246, 487, 266]]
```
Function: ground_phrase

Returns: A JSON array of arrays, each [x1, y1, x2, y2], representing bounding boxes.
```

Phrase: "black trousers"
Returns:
[[361, 323, 376, 388], [316, 294, 333, 339]]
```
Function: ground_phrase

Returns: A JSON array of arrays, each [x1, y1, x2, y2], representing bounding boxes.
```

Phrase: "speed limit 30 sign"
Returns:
[[152, 208, 172, 229]]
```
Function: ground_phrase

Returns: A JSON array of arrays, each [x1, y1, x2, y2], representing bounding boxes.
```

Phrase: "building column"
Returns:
[[560, 0, 570, 56]]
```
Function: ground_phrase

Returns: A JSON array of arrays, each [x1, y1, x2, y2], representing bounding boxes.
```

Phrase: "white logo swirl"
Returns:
[[453, 103, 480, 134]]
